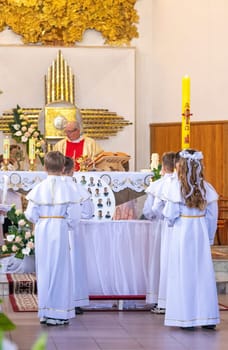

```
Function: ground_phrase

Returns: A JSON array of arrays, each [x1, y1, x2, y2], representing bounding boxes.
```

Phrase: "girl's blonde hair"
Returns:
[[177, 149, 206, 210]]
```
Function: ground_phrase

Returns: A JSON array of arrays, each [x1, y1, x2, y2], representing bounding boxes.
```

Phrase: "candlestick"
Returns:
[[29, 159, 35, 171], [2, 175, 9, 204], [1, 175, 10, 225], [181, 75, 191, 149], [29, 138, 36, 160], [150, 153, 159, 170], [3, 136, 10, 160]]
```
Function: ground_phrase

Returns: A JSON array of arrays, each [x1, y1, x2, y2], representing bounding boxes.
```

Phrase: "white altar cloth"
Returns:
[[0, 220, 157, 297], [0, 171, 153, 193], [80, 219, 155, 296], [0, 255, 35, 274]]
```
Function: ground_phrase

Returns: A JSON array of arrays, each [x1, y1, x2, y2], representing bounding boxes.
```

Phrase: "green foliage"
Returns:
[[31, 333, 48, 350], [152, 164, 162, 181], [0, 298, 47, 349], [0, 313, 16, 332]]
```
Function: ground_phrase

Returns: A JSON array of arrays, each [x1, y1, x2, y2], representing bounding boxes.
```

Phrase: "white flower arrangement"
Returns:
[[0, 204, 34, 259], [9, 105, 46, 165]]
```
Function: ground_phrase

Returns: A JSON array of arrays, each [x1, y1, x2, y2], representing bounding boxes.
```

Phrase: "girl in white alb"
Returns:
[[162, 149, 220, 330]]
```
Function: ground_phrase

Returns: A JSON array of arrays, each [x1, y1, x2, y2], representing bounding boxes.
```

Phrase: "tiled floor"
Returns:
[[1, 294, 228, 350], [1, 245, 228, 349]]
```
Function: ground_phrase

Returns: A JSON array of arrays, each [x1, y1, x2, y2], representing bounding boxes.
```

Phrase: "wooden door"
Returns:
[[150, 120, 228, 244], [150, 121, 228, 197]]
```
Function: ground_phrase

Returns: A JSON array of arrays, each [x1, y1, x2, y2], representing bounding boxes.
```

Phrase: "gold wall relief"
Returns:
[[0, 50, 132, 140], [0, 1, 139, 46]]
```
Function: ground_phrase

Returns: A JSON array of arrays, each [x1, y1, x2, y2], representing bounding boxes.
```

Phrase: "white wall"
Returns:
[[137, 0, 228, 168], [0, 0, 228, 170], [150, 1, 228, 120]]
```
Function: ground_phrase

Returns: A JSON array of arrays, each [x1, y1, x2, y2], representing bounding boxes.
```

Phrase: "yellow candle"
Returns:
[[29, 138, 36, 160], [182, 75, 190, 113], [3, 136, 10, 160], [181, 75, 191, 149]]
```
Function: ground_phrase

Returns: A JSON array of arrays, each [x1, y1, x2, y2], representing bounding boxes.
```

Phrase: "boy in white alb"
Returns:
[[25, 151, 82, 326], [143, 152, 175, 313], [63, 156, 94, 314]]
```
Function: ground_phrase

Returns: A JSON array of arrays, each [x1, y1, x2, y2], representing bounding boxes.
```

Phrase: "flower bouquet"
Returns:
[[9, 105, 46, 165], [0, 204, 34, 259]]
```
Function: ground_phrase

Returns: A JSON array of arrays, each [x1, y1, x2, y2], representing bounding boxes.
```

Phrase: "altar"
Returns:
[[0, 170, 155, 297], [0, 170, 152, 207], [80, 219, 155, 296], [0, 219, 156, 298]]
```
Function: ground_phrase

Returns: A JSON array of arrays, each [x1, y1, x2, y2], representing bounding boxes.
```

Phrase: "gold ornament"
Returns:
[[0, 0, 139, 46]]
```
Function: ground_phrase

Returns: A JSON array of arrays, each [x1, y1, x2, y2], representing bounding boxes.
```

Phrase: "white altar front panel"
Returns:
[[80, 220, 156, 296], [1, 219, 156, 297]]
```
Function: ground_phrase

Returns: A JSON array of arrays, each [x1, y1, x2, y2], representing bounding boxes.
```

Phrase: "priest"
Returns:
[[53, 120, 103, 171]]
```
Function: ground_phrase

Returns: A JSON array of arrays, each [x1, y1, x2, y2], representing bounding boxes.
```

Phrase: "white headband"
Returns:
[[179, 150, 203, 160]]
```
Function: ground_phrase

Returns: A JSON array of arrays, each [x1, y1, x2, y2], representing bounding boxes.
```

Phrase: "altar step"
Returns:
[[0, 246, 228, 296], [212, 245, 228, 294]]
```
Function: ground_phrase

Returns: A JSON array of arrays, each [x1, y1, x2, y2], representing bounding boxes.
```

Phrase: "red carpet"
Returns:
[[7, 273, 37, 294], [9, 294, 38, 312], [9, 297, 228, 313], [219, 303, 228, 311], [7, 273, 37, 312], [6, 273, 228, 312]]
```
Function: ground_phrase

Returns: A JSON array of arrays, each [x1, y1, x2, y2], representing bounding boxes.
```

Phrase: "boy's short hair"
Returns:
[[63, 156, 74, 175], [44, 151, 65, 172], [162, 152, 175, 172]]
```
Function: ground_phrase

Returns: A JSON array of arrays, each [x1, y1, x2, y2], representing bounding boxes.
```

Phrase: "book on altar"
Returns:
[[89, 152, 131, 171]]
